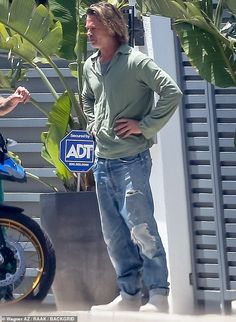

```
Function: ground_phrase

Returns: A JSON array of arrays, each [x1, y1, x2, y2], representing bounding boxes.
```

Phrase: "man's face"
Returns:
[[86, 15, 112, 49]]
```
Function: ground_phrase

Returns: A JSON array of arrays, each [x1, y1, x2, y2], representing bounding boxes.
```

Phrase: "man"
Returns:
[[0, 86, 30, 116], [82, 2, 182, 312]]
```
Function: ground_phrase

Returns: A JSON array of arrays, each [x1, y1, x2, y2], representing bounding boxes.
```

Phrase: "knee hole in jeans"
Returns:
[[131, 223, 162, 259]]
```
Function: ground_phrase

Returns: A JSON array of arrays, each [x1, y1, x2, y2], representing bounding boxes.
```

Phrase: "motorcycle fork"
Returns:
[[0, 226, 6, 265], [0, 226, 6, 246]]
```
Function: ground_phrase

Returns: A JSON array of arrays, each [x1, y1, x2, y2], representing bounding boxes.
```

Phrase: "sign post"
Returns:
[[60, 130, 95, 173]]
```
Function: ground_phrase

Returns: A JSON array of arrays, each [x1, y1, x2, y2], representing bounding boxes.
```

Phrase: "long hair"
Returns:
[[86, 2, 129, 44]]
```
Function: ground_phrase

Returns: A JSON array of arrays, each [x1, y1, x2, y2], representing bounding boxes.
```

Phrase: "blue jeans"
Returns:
[[93, 149, 169, 297]]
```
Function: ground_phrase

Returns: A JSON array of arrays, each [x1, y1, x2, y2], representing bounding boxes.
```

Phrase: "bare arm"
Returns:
[[0, 87, 31, 116]]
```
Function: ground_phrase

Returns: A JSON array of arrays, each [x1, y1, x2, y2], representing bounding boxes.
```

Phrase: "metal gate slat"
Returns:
[[194, 222, 216, 231], [226, 238, 236, 248], [227, 253, 236, 261], [195, 249, 219, 259], [222, 181, 236, 190], [195, 235, 217, 246], [191, 179, 212, 189], [198, 278, 220, 288], [185, 109, 207, 118], [196, 264, 219, 274], [192, 194, 214, 203], [223, 196, 236, 206], [196, 290, 221, 301], [229, 267, 236, 276], [177, 27, 236, 309], [225, 224, 236, 233], [187, 137, 209, 147], [190, 165, 211, 175]]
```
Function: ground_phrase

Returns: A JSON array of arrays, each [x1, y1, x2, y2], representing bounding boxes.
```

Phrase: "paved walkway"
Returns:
[[1, 306, 236, 322]]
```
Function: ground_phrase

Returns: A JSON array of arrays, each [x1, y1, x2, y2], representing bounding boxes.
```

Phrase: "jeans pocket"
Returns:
[[92, 159, 98, 172]]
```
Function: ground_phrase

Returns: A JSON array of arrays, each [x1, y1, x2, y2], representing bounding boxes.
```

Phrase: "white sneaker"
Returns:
[[139, 294, 169, 312], [91, 294, 141, 311]]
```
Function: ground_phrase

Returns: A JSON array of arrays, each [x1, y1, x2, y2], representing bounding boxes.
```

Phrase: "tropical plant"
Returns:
[[0, 0, 92, 191], [137, 0, 236, 88]]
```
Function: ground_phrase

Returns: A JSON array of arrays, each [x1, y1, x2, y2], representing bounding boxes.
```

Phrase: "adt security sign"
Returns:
[[60, 130, 95, 172]]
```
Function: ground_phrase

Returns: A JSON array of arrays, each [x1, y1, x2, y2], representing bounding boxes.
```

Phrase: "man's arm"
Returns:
[[137, 58, 182, 139], [82, 75, 96, 134], [114, 58, 182, 139], [0, 87, 30, 116]]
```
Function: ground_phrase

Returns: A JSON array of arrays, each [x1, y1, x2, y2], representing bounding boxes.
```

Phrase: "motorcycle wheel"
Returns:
[[0, 211, 56, 306]]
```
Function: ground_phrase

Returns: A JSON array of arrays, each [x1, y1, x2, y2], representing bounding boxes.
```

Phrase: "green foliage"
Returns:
[[0, 0, 87, 191], [0, 70, 11, 90], [137, 0, 236, 88], [107, 0, 129, 9], [41, 92, 77, 191], [48, 0, 97, 61], [0, 0, 62, 61]]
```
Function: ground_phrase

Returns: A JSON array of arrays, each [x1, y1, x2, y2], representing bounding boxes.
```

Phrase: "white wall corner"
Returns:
[[142, 14, 195, 314]]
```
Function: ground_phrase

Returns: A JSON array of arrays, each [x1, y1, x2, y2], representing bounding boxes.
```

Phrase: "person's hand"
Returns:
[[6, 86, 31, 108], [114, 118, 142, 138]]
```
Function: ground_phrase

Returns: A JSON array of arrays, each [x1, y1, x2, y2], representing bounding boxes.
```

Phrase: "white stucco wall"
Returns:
[[149, 16, 194, 314], [134, 11, 195, 313]]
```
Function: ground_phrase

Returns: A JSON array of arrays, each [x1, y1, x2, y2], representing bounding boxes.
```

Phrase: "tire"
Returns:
[[0, 211, 56, 306]]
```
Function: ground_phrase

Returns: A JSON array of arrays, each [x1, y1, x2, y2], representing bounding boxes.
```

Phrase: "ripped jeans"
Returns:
[[93, 149, 169, 297]]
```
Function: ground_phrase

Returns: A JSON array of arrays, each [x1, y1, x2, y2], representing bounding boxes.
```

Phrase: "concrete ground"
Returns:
[[1, 305, 236, 322]]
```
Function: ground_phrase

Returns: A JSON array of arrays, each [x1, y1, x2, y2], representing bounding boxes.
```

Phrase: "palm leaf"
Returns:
[[0, 0, 87, 190], [107, 0, 129, 9], [0, 0, 62, 61], [48, 0, 99, 61], [225, 0, 236, 16], [48, 0, 77, 60], [137, 0, 236, 87], [41, 92, 76, 190], [175, 22, 236, 87], [0, 70, 11, 89]]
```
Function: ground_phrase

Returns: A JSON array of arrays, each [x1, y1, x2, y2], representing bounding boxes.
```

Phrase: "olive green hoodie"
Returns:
[[82, 44, 182, 159]]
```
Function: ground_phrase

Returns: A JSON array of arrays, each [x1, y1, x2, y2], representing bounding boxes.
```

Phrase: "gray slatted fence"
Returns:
[[176, 40, 236, 313]]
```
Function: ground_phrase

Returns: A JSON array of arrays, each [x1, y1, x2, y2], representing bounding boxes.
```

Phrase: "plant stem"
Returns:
[[30, 97, 49, 117], [26, 171, 58, 192], [46, 55, 87, 129], [214, 0, 224, 29], [34, 64, 59, 100]]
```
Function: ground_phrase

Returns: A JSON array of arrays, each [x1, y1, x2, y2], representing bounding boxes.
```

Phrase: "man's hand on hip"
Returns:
[[114, 118, 142, 138]]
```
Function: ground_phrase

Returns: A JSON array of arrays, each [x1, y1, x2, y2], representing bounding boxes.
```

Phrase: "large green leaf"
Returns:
[[0, 70, 11, 89], [136, 0, 190, 20], [0, 24, 36, 62], [41, 92, 76, 190], [8, 0, 36, 34], [225, 0, 236, 16], [0, 60, 28, 90], [48, 0, 98, 61], [175, 22, 236, 87], [0, 0, 62, 62], [137, 0, 236, 87], [0, 0, 9, 21], [48, 0, 77, 60], [107, 0, 129, 9]]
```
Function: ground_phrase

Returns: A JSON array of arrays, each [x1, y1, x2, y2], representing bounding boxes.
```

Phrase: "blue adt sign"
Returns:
[[60, 130, 95, 172]]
